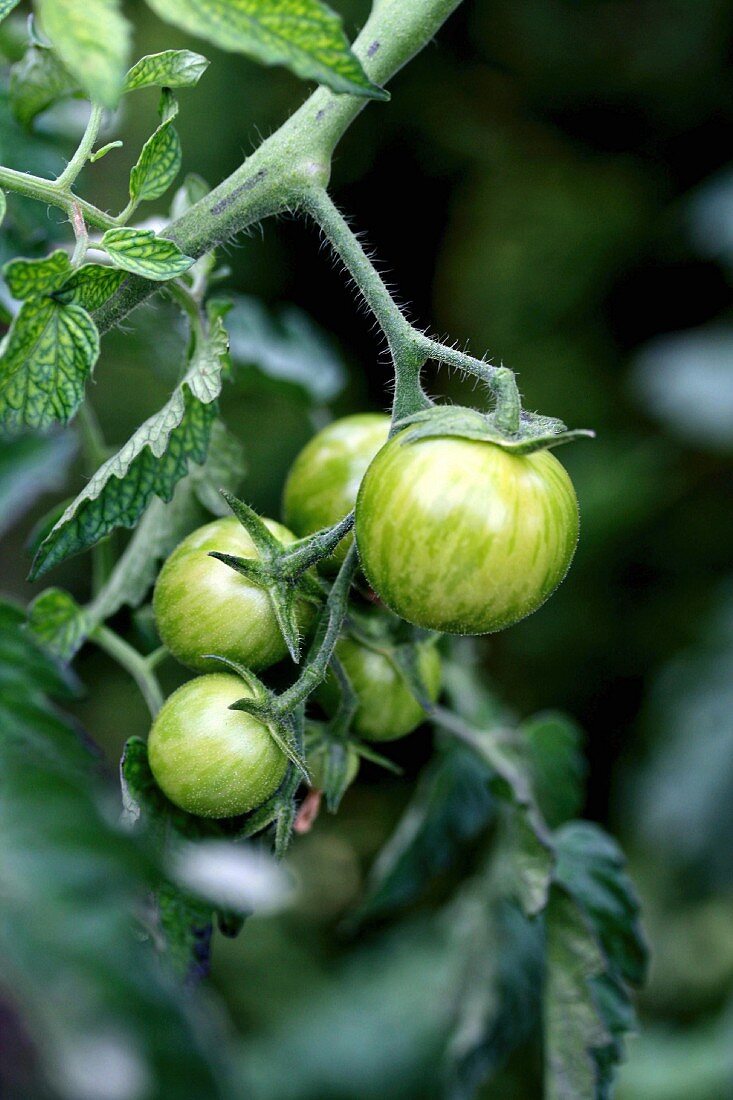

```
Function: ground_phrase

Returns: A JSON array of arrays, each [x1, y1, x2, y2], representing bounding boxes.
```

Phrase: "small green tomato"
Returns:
[[355, 433, 579, 634], [153, 516, 311, 672], [283, 413, 390, 567], [317, 636, 442, 742], [147, 673, 288, 818]]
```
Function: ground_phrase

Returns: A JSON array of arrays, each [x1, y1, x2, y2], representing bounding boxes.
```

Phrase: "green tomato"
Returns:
[[283, 413, 390, 566], [153, 516, 311, 672], [147, 673, 288, 818], [317, 636, 442, 742], [355, 434, 579, 634]]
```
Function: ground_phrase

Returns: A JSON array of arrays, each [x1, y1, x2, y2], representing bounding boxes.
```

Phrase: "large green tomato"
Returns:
[[153, 516, 311, 672], [355, 434, 579, 634], [283, 413, 390, 566], [317, 636, 442, 741], [147, 673, 288, 817]]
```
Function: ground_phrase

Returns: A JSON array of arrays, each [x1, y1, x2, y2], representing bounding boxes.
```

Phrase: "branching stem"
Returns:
[[92, 625, 164, 718], [56, 103, 105, 190]]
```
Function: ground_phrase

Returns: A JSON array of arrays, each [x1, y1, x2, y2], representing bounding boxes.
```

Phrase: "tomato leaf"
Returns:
[[523, 711, 587, 830], [26, 586, 90, 663], [0, 0, 22, 20], [101, 227, 195, 280], [31, 308, 229, 578], [53, 263, 127, 311], [128, 93, 182, 205], [35, 0, 131, 108], [9, 45, 78, 127], [4, 250, 72, 299], [0, 297, 100, 433], [356, 738, 495, 922], [144, 0, 388, 100], [544, 822, 648, 1100], [123, 49, 209, 92], [0, 602, 232, 1099]]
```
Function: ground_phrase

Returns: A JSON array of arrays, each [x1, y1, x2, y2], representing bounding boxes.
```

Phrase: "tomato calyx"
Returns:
[[207, 490, 354, 662], [393, 404, 594, 455]]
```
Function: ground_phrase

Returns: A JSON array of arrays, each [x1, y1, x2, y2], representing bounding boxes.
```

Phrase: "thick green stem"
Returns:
[[303, 188, 431, 421], [92, 0, 463, 335], [56, 103, 105, 190], [92, 625, 164, 718]]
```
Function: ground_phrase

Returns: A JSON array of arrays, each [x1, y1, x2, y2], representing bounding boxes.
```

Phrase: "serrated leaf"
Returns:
[[544, 822, 648, 1100], [26, 586, 89, 662], [4, 250, 71, 299], [36, 0, 131, 108], [0, 0, 22, 20], [0, 602, 232, 1099], [89, 423, 245, 623], [53, 263, 127, 310], [357, 739, 494, 922], [9, 44, 78, 127], [101, 227, 195, 281], [124, 49, 209, 92], [129, 96, 182, 205], [0, 297, 99, 433], [144, 0, 387, 100], [31, 311, 229, 578]]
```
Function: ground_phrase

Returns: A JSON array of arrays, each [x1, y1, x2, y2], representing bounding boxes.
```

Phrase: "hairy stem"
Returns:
[[0, 165, 116, 230], [56, 103, 105, 190], [92, 0, 463, 335], [93, 625, 164, 717]]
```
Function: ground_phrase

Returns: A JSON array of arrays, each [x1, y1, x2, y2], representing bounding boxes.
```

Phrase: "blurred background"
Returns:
[[2, 0, 733, 1096]]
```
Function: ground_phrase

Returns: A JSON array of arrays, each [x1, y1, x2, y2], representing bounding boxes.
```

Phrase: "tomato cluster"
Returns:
[[148, 410, 579, 820]]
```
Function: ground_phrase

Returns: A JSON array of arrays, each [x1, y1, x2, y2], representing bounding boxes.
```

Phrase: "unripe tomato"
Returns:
[[317, 636, 442, 741], [153, 516, 311, 672], [283, 413, 390, 567], [306, 740, 360, 791], [355, 434, 579, 634], [147, 673, 288, 817]]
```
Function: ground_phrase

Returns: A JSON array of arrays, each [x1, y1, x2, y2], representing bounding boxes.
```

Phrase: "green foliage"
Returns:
[[0, 0, 21, 19], [123, 48, 209, 92], [0, 601, 230, 1098], [53, 263, 127, 310], [101, 227, 195, 280], [4, 249, 71, 298], [128, 92, 182, 206], [523, 712, 586, 829], [357, 737, 494, 921], [544, 823, 647, 1100], [0, 295, 99, 432], [31, 307, 229, 577], [144, 0, 388, 99], [27, 585, 89, 662], [9, 44, 78, 126], [36, 0, 131, 107]]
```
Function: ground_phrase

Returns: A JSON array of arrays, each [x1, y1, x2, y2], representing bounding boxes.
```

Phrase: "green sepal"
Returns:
[[394, 404, 594, 455], [204, 652, 310, 781]]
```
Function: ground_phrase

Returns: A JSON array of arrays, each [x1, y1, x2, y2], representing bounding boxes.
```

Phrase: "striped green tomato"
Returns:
[[355, 433, 579, 634], [147, 673, 288, 818], [153, 516, 311, 673], [283, 413, 390, 567], [317, 635, 442, 741]]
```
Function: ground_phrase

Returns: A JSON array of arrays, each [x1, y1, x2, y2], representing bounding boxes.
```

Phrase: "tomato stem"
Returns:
[[92, 625, 164, 718]]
